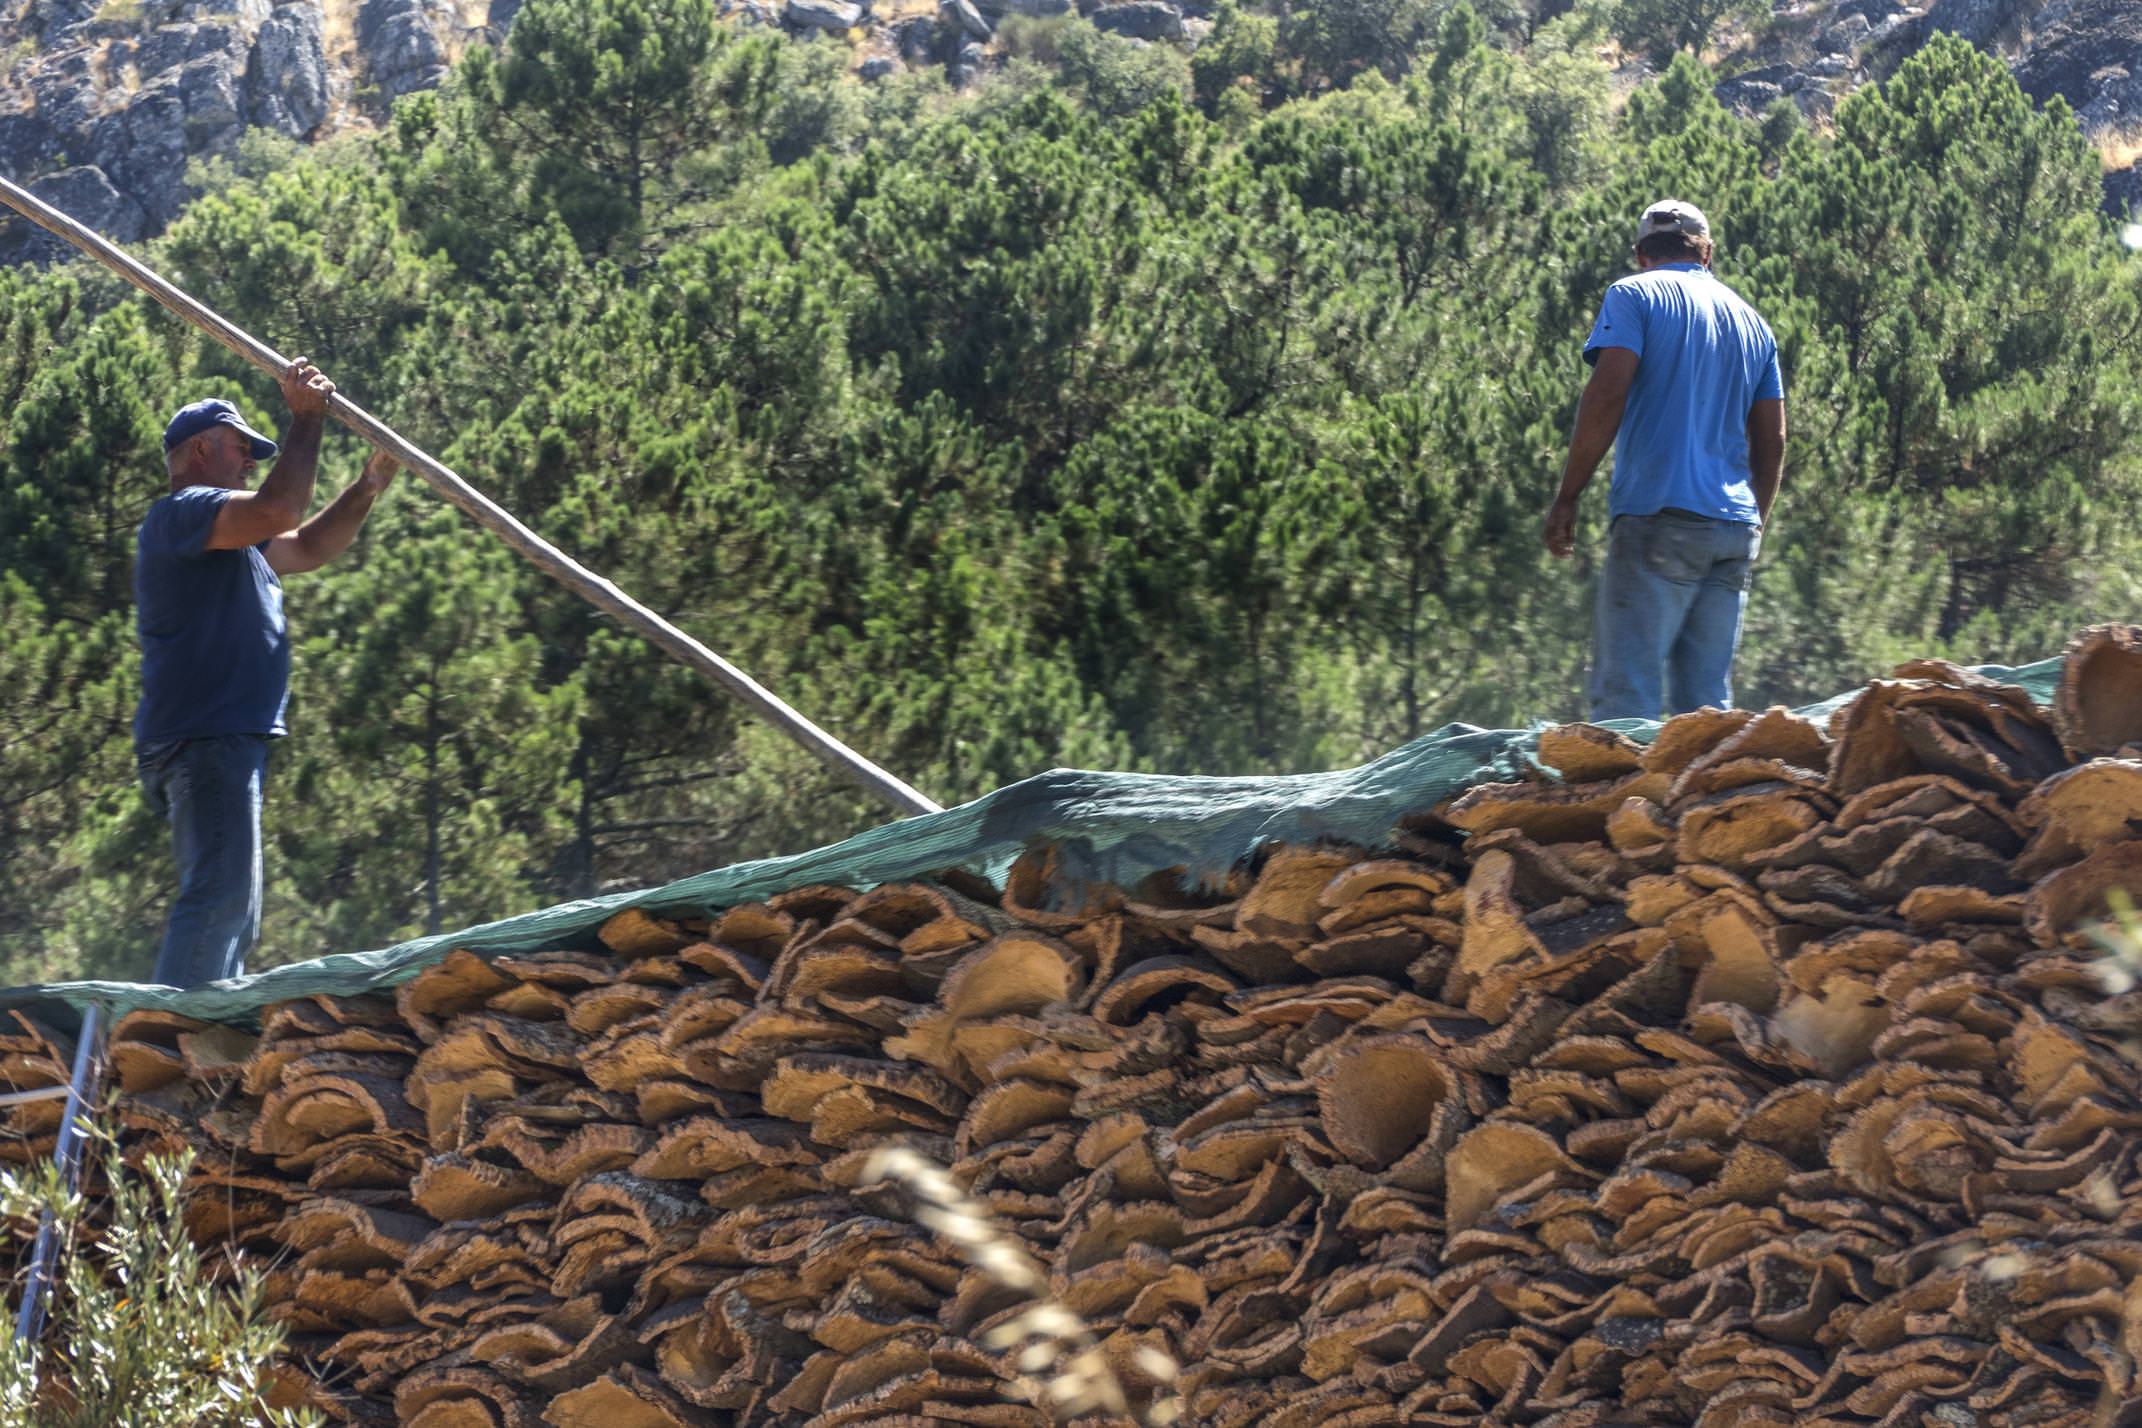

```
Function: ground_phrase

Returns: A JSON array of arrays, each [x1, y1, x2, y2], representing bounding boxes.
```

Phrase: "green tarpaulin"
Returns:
[[0, 656, 2064, 1030]]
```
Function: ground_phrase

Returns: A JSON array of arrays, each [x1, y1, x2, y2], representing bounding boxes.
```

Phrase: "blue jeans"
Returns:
[[138, 735, 270, 987], [1588, 510, 1761, 722]]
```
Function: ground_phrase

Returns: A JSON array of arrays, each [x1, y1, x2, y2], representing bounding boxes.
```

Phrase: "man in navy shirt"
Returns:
[[1544, 200, 1788, 722], [136, 359, 399, 986]]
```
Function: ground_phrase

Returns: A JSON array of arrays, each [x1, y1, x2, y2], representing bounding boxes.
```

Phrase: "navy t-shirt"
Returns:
[[133, 486, 290, 747]]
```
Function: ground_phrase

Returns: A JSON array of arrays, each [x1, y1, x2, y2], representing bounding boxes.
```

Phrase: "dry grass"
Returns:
[[451, 0, 493, 45], [2100, 126, 2142, 174], [863, 1146, 1183, 1427], [320, 0, 361, 77]]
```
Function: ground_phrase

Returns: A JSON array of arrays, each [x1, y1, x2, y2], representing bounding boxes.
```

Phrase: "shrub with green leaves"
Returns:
[[0, 1133, 317, 1428]]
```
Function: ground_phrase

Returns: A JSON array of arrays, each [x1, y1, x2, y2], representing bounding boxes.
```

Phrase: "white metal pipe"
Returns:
[[14, 1003, 105, 1350]]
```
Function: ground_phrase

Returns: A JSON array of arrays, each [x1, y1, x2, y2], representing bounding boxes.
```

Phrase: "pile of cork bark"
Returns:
[[12, 626, 2142, 1427]]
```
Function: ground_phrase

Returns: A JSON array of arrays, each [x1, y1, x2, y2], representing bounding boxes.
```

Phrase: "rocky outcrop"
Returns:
[[358, 0, 458, 101], [247, 2, 331, 137], [4, 0, 2142, 263], [1915, 0, 2044, 47], [2014, 0, 2142, 132], [1733, 0, 2141, 145], [1091, 0, 1184, 40], [2105, 164, 2142, 221], [2, 165, 148, 263], [786, 0, 864, 30], [0, 0, 466, 264]]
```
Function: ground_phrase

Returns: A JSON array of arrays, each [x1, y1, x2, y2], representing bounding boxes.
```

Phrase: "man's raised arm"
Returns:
[[266, 451, 401, 576], [207, 359, 334, 550]]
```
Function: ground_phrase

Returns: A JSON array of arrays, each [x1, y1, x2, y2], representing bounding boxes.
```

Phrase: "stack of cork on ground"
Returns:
[[13, 625, 2142, 1426]]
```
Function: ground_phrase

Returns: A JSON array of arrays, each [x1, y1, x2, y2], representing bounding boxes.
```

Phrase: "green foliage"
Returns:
[[1051, 20, 1193, 119], [1610, 0, 1766, 66], [1191, 0, 1280, 113], [0, 1135, 317, 1428], [7, 7, 2142, 981], [1276, 0, 1436, 92]]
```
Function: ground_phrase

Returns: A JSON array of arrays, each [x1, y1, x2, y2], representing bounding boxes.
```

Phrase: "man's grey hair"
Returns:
[[164, 432, 203, 479]]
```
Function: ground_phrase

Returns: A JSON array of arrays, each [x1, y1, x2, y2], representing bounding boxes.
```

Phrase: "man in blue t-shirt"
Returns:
[[136, 358, 400, 986], [1544, 200, 1788, 722]]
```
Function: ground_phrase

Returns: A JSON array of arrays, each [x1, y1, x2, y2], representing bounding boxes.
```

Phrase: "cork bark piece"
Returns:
[[2025, 840, 2142, 950], [1675, 783, 1832, 870], [1443, 771, 1672, 847], [1535, 724, 1646, 783], [2054, 624, 2142, 760]]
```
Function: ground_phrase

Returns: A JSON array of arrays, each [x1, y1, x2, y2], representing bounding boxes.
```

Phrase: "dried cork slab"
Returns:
[[42, 625, 2142, 1428]]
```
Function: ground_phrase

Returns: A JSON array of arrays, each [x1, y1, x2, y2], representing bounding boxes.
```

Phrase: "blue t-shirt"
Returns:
[[134, 486, 290, 747], [1583, 263, 1784, 524]]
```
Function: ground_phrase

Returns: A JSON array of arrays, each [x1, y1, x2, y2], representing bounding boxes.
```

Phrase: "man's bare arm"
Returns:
[[207, 359, 334, 550], [1747, 398, 1786, 526], [267, 451, 400, 576], [1544, 347, 1639, 559]]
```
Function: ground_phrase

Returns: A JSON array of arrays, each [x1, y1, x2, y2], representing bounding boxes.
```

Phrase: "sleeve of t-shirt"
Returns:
[[1583, 283, 1644, 366], [1755, 333, 1784, 402], [141, 487, 232, 560]]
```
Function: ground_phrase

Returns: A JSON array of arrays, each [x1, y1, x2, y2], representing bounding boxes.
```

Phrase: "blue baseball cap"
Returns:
[[162, 398, 277, 460]]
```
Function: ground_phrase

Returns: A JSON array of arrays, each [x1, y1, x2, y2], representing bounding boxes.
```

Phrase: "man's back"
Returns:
[[1584, 262, 1781, 524]]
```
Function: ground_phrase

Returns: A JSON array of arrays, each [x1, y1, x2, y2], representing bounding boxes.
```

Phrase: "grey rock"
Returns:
[[357, 0, 454, 103], [786, 0, 863, 26], [0, 166, 147, 264], [951, 34, 985, 85], [2103, 164, 2142, 221], [136, 18, 249, 80], [0, 115, 61, 182], [27, 52, 101, 136], [25, 0, 99, 42], [247, 3, 330, 138], [1864, 11, 1916, 45], [485, 0, 524, 31], [2075, 70, 2142, 134], [943, 0, 990, 39], [2015, 0, 2142, 133], [1816, 12, 1870, 52], [36, 165, 147, 239], [172, 0, 273, 26], [1713, 63, 1794, 115], [92, 86, 190, 226], [178, 51, 248, 139], [972, 0, 1071, 16], [894, 15, 938, 61], [1919, 0, 2040, 44], [1091, 0, 1182, 39], [856, 55, 898, 79]]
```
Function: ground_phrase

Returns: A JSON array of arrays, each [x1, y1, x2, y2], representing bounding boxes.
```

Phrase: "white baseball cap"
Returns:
[[1636, 199, 1711, 243]]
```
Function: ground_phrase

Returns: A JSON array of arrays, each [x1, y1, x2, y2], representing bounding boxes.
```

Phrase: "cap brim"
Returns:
[[225, 416, 278, 460]]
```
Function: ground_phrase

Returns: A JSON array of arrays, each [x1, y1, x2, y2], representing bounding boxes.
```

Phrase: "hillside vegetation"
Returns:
[[1, 0, 2138, 984]]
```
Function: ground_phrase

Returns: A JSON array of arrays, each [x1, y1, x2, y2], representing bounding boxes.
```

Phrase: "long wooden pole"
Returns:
[[0, 175, 942, 819]]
